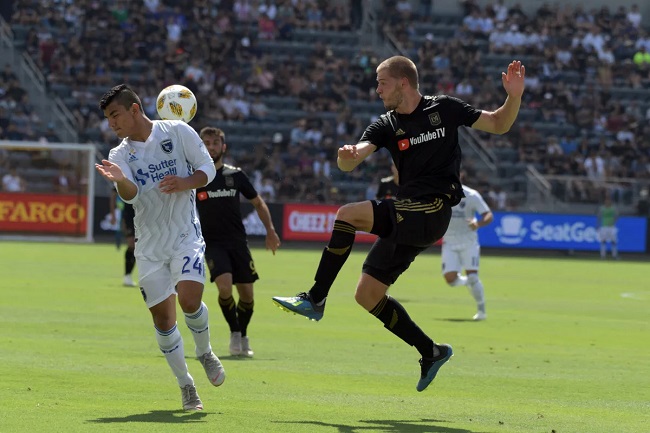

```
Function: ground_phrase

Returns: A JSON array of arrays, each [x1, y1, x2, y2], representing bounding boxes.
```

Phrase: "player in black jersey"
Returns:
[[110, 188, 137, 287], [196, 127, 281, 358], [273, 56, 525, 391], [376, 163, 399, 200]]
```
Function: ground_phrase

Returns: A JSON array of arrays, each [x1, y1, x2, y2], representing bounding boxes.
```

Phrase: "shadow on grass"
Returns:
[[153, 355, 272, 361], [435, 318, 477, 323], [88, 410, 209, 424], [274, 418, 493, 433]]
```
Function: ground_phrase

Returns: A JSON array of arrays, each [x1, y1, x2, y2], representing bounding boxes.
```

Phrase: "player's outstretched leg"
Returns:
[[368, 294, 453, 392], [273, 219, 356, 321], [417, 344, 454, 392], [272, 292, 325, 321]]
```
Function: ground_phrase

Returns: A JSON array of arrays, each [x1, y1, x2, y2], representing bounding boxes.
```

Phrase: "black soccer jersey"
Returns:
[[360, 95, 482, 204], [196, 164, 258, 245]]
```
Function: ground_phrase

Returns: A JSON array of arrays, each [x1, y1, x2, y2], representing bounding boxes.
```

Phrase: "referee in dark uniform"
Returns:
[[196, 127, 281, 358], [274, 55, 525, 391]]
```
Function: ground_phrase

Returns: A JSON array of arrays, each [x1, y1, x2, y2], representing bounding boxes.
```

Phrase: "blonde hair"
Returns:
[[377, 56, 419, 90]]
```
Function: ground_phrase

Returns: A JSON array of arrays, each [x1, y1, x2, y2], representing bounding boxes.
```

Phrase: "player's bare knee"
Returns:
[[444, 272, 458, 285], [236, 284, 254, 302], [336, 201, 372, 229], [151, 310, 175, 330], [353, 287, 371, 310], [445, 272, 467, 286], [177, 296, 201, 313], [336, 203, 357, 223], [216, 285, 233, 298], [354, 286, 384, 311]]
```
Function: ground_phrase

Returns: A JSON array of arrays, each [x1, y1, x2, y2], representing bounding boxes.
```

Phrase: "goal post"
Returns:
[[0, 140, 97, 243]]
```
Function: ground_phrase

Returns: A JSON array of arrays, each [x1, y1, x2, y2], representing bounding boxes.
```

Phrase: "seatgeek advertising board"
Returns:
[[479, 212, 647, 252]]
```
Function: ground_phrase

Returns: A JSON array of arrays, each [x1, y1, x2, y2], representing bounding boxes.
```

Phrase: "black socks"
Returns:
[[310, 220, 356, 304], [125, 247, 136, 275], [218, 296, 240, 333], [370, 295, 435, 359]]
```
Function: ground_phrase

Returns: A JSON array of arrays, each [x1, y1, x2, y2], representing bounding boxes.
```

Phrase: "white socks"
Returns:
[[184, 302, 212, 357], [467, 273, 485, 313], [448, 273, 468, 287], [155, 323, 193, 387]]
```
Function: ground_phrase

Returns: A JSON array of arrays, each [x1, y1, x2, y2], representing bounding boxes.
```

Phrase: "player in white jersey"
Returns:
[[441, 184, 493, 321], [94, 84, 224, 411]]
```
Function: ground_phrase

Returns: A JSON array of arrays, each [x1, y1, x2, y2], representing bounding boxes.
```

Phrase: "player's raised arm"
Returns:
[[471, 60, 525, 135], [95, 159, 138, 201], [337, 141, 377, 172]]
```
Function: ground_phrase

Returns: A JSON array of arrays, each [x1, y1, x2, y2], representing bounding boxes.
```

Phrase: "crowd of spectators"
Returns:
[[3, 0, 650, 209], [0, 63, 52, 143], [5, 0, 380, 202], [382, 0, 650, 208]]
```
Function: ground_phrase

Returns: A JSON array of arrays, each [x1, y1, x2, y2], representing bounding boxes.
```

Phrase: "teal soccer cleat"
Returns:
[[272, 292, 325, 321], [416, 344, 453, 392]]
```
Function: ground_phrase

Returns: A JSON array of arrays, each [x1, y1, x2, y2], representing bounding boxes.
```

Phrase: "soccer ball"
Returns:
[[156, 85, 197, 123]]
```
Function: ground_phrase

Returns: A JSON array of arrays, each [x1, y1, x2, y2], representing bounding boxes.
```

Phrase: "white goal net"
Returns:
[[0, 140, 96, 242]]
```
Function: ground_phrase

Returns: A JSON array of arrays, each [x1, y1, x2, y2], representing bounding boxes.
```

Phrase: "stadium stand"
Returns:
[[1, 0, 650, 215]]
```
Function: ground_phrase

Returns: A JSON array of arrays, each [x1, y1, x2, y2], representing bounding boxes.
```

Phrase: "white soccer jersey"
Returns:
[[443, 185, 491, 246], [109, 120, 216, 261]]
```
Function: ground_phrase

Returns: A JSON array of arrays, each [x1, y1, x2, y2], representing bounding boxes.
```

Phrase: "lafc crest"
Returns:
[[428, 112, 441, 126]]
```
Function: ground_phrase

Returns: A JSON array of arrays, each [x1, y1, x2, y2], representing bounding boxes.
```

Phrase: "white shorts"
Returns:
[[598, 226, 618, 243], [137, 243, 207, 308], [441, 241, 480, 274]]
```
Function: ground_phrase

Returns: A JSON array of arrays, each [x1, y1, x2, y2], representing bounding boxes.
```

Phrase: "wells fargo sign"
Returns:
[[0, 193, 87, 234]]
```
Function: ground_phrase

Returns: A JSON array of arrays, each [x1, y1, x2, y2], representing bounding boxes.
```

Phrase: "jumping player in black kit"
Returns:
[[273, 56, 525, 391], [196, 127, 281, 357]]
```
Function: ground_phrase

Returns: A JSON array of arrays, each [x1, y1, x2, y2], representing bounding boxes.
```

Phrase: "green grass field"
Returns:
[[0, 241, 648, 433]]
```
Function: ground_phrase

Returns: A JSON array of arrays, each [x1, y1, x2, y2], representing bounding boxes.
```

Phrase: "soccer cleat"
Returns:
[[180, 384, 203, 411], [229, 331, 242, 356], [416, 344, 453, 392], [198, 351, 226, 386], [123, 274, 137, 287], [241, 336, 254, 358], [272, 292, 325, 321], [473, 311, 487, 321]]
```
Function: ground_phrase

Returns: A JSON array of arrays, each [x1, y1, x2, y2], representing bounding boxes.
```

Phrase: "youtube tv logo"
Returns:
[[398, 139, 410, 151]]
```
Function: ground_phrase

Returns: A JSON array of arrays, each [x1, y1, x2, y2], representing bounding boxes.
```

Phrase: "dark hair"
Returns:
[[377, 56, 419, 90], [99, 84, 143, 111], [199, 126, 225, 143]]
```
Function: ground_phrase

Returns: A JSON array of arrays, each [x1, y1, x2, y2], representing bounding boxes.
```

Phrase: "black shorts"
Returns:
[[122, 203, 135, 237], [204, 242, 259, 284], [362, 197, 451, 286]]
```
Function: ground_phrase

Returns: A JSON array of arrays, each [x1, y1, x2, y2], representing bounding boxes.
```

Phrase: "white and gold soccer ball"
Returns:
[[156, 85, 197, 123]]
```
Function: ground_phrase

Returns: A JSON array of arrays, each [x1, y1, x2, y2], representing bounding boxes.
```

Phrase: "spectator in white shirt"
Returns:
[[491, 0, 508, 22], [455, 78, 473, 96], [583, 151, 605, 181], [489, 22, 508, 52], [2, 167, 26, 192], [582, 26, 607, 54], [627, 4, 642, 28]]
